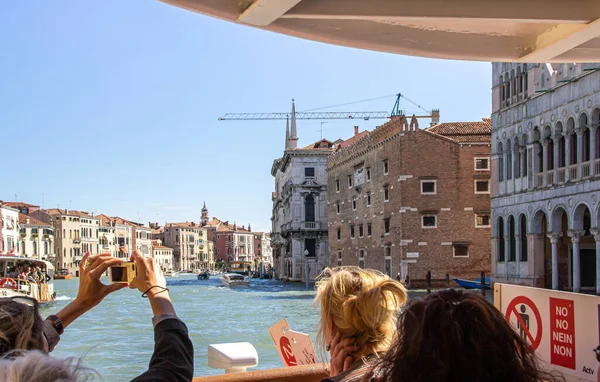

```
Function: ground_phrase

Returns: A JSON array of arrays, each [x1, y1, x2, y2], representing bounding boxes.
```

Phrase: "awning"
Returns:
[[160, 0, 600, 62]]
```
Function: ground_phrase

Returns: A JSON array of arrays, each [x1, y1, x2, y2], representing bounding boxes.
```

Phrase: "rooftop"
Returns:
[[425, 118, 492, 143], [18, 213, 51, 227]]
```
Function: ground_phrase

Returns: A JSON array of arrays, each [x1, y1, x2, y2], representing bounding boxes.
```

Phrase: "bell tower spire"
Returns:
[[289, 99, 298, 149]]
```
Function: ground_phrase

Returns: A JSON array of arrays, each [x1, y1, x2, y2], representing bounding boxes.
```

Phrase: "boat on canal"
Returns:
[[0, 255, 56, 305], [53, 268, 73, 280], [453, 277, 491, 290], [220, 273, 249, 287], [164, 270, 179, 277]]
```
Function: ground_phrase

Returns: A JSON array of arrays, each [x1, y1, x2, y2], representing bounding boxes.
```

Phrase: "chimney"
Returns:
[[354, 126, 359, 136], [430, 109, 440, 126]]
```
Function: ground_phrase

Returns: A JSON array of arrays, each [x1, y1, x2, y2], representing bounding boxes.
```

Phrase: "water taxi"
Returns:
[[0, 255, 56, 306], [220, 273, 249, 287], [53, 268, 73, 280]]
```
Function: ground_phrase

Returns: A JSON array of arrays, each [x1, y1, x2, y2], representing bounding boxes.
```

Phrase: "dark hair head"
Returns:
[[379, 289, 562, 382], [0, 299, 45, 357]]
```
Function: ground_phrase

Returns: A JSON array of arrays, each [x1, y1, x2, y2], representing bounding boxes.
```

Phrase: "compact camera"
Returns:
[[109, 262, 137, 284]]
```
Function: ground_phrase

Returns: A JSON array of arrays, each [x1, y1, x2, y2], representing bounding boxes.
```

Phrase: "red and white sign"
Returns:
[[269, 319, 317, 367], [497, 284, 599, 381], [549, 298, 576, 370]]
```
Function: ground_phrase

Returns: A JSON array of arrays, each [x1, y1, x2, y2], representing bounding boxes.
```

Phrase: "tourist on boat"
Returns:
[[314, 266, 408, 382], [375, 289, 562, 382], [0, 251, 193, 382]]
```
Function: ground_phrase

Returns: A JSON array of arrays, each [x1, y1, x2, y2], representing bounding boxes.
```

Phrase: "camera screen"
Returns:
[[110, 267, 128, 282]]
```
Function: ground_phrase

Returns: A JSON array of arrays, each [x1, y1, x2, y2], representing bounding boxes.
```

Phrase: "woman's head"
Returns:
[[380, 289, 560, 382], [0, 351, 93, 382], [0, 298, 46, 357], [314, 267, 407, 355]]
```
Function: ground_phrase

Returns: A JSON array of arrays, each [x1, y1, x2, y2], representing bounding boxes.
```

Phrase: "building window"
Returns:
[[453, 244, 469, 258], [475, 157, 490, 170], [348, 175, 353, 188], [384, 246, 391, 277], [383, 186, 389, 202], [336, 203, 341, 214], [383, 160, 389, 175], [421, 180, 436, 195], [352, 199, 357, 210], [358, 249, 365, 268], [337, 228, 341, 241], [384, 218, 390, 234], [367, 193, 371, 206], [476, 215, 491, 228], [305, 239, 316, 257], [336, 180, 340, 193], [337, 251, 342, 266], [350, 225, 355, 239], [305, 167, 315, 178], [367, 223, 372, 236], [305, 195, 315, 222], [474, 180, 490, 194], [359, 224, 364, 237], [422, 215, 437, 228], [366, 167, 371, 182]]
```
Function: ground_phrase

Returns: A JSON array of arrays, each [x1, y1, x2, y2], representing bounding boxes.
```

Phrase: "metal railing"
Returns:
[[302, 222, 320, 230], [193, 363, 328, 382], [595, 158, 600, 176], [569, 164, 578, 180], [582, 161, 591, 178], [557, 167, 566, 183]]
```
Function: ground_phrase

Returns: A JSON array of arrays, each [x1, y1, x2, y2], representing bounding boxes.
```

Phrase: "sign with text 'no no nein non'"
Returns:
[[497, 284, 599, 381]]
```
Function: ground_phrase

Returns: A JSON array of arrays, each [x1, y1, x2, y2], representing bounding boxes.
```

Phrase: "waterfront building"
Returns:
[[133, 225, 152, 258], [0, 204, 20, 255], [98, 220, 117, 257], [79, 214, 99, 255], [161, 222, 206, 271], [3, 202, 40, 216], [327, 115, 492, 285], [491, 63, 600, 294], [152, 240, 174, 271], [207, 218, 255, 266], [253, 232, 272, 274], [31, 209, 84, 273], [18, 214, 54, 261], [270, 104, 370, 281], [97, 215, 133, 259]]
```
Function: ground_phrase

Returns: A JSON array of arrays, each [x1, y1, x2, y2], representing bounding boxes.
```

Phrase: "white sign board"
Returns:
[[268, 319, 317, 367], [406, 252, 419, 258], [496, 284, 599, 381]]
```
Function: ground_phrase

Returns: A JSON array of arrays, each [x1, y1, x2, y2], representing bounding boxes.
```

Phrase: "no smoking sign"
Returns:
[[505, 296, 543, 351]]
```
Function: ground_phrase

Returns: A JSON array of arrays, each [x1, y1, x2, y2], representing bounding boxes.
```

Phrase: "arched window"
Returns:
[[500, 75, 505, 104], [33, 242, 38, 255], [498, 142, 504, 182], [508, 216, 516, 262], [523, 64, 528, 95], [556, 122, 565, 168], [545, 126, 554, 171], [514, 140, 520, 178], [44, 241, 49, 255], [305, 194, 315, 222], [510, 69, 516, 98], [498, 217, 505, 262], [506, 139, 513, 180], [568, 118, 578, 164], [520, 214, 528, 261], [522, 134, 528, 177], [580, 113, 590, 162]]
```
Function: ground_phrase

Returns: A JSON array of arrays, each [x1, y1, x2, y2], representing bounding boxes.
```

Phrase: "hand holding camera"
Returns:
[[128, 250, 167, 296], [77, 252, 129, 310]]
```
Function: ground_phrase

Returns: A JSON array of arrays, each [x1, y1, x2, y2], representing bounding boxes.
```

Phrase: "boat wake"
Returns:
[[54, 295, 72, 301]]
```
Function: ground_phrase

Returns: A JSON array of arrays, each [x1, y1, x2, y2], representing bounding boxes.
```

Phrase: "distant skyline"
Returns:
[[0, 1, 491, 232]]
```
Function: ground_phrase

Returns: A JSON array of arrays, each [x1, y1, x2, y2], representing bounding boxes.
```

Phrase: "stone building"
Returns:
[[18, 214, 54, 261], [491, 62, 600, 294], [270, 103, 369, 281], [79, 214, 99, 255], [327, 115, 492, 285], [133, 225, 152, 258], [152, 240, 174, 272], [97, 215, 134, 259], [0, 204, 20, 255], [160, 222, 207, 271], [208, 218, 255, 266]]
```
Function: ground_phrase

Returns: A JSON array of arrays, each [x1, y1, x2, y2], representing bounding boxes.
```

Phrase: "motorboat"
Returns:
[[164, 270, 179, 278], [0, 256, 56, 306], [220, 273, 249, 287], [197, 271, 210, 280], [453, 277, 491, 290], [53, 268, 73, 280]]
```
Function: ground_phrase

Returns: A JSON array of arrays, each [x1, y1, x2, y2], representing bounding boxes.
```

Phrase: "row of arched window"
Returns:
[[499, 64, 528, 108]]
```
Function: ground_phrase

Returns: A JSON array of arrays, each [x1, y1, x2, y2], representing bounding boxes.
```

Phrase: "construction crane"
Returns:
[[218, 93, 437, 121]]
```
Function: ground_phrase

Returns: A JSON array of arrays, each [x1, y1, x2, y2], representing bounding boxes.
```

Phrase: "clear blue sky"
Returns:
[[0, 1, 491, 231]]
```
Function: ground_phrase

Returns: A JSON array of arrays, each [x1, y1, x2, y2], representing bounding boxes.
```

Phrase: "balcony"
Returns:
[[73, 238, 81, 244], [302, 222, 320, 230], [535, 173, 543, 187], [569, 164, 578, 181], [596, 159, 600, 176], [582, 161, 591, 178], [557, 167, 566, 183], [545, 171, 553, 186]]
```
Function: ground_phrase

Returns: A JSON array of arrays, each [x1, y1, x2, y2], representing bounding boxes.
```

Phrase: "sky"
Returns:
[[0, 1, 491, 231]]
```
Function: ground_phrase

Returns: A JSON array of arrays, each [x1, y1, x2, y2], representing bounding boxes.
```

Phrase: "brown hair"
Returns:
[[0, 299, 45, 357], [314, 267, 407, 357], [378, 289, 563, 382]]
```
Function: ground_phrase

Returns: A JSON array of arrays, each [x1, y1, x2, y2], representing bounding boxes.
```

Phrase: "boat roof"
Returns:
[[161, 0, 600, 63], [0, 256, 55, 271]]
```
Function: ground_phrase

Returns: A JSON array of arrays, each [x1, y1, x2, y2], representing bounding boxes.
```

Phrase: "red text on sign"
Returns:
[[279, 336, 298, 366], [549, 298, 576, 370]]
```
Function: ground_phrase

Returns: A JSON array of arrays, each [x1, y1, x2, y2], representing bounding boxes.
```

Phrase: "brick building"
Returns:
[[327, 116, 492, 285], [206, 218, 254, 266]]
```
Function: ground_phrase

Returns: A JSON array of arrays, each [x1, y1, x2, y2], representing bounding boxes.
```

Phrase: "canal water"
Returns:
[[41, 275, 321, 380], [41, 276, 489, 380]]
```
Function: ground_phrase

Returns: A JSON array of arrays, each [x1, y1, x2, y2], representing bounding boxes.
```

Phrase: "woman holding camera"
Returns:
[[0, 251, 193, 382]]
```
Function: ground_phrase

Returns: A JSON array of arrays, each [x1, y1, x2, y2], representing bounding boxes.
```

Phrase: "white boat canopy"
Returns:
[[161, 0, 600, 63]]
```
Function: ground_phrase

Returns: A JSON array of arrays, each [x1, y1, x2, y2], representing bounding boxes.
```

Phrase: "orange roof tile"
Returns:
[[18, 213, 51, 226], [5, 202, 39, 208], [425, 119, 491, 143]]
